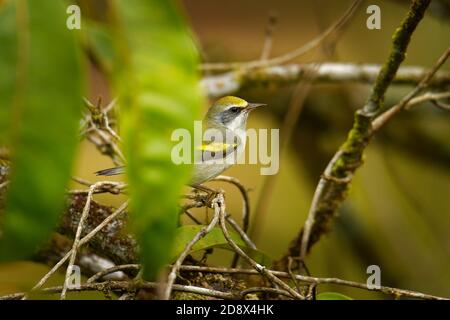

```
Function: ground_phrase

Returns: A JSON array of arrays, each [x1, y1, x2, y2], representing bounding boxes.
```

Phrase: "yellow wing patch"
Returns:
[[197, 142, 237, 152], [196, 142, 238, 161]]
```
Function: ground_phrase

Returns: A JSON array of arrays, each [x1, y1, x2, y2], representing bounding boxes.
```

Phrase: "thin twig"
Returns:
[[82, 98, 125, 166], [241, 287, 293, 299], [225, 214, 256, 250], [200, 0, 362, 71], [259, 12, 278, 61], [178, 265, 449, 300], [67, 181, 126, 195], [162, 195, 222, 300], [30, 201, 129, 293], [372, 47, 450, 132], [61, 181, 109, 299], [87, 264, 140, 283], [213, 175, 250, 232], [3, 281, 236, 300], [71, 176, 93, 187], [216, 193, 304, 300], [0, 180, 9, 190]]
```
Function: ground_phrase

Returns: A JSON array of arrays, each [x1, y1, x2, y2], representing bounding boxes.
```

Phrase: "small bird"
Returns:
[[96, 96, 265, 186]]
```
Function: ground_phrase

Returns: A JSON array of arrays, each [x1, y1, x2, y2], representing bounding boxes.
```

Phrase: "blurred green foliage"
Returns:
[[0, 0, 205, 282], [110, 0, 203, 279], [0, 0, 84, 260]]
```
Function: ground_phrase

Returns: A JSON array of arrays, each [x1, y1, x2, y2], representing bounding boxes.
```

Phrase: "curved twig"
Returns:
[[200, 0, 362, 71], [163, 196, 222, 300], [216, 193, 304, 300]]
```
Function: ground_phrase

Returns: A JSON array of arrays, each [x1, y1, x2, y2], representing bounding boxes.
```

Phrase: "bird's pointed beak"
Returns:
[[246, 103, 266, 111]]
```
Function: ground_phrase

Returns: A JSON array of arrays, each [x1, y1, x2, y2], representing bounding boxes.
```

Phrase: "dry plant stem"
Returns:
[[372, 47, 450, 132], [200, 0, 362, 72], [213, 175, 250, 232], [87, 264, 140, 283], [51, 263, 449, 300], [287, 257, 302, 293], [294, 0, 432, 262], [68, 180, 126, 195], [5, 278, 445, 301], [71, 176, 93, 187], [259, 12, 278, 61], [162, 196, 222, 300], [0, 181, 9, 190], [216, 193, 304, 300], [184, 209, 202, 225], [61, 182, 108, 299], [83, 98, 124, 166], [2, 281, 236, 301], [373, 90, 450, 132], [241, 287, 293, 299], [405, 91, 450, 109], [178, 266, 448, 300], [431, 100, 450, 111], [225, 214, 256, 250], [30, 201, 129, 293]]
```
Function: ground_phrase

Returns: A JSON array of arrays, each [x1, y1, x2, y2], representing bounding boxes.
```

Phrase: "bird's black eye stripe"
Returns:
[[229, 107, 240, 113]]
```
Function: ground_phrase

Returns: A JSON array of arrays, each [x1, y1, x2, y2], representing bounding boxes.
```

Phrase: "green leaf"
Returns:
[[0, 0, 84, 260], [316, 292, 353, 300], [171, 225, 272, 266], [111, 0, 203, 279]]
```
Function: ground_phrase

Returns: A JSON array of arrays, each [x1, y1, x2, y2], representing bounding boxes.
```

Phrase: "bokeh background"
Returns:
[[1, 0, 449, 299]]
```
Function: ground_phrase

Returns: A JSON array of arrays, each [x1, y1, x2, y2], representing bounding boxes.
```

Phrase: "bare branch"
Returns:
[[200, 0, 362, 71], [372, 48, 450, 132], [259, 12, 278, 61], [163, 194, 221, 300], [30, 201, 129, 294], [201, 63, 450, 98], [213, 175, 250, 232], [178, 265, 449, 300], [216, 193, 304, 300], [1, 281, 236, 300]]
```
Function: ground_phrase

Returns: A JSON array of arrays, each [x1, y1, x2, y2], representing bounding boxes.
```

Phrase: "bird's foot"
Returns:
[[191, 184, 223, 207]]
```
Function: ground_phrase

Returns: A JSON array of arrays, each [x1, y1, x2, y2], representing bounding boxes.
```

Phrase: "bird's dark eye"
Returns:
[[229, 107, 240, 113]]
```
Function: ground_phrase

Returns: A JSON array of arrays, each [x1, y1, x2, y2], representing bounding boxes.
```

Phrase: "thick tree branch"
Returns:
[[202, 63, 450, 98]]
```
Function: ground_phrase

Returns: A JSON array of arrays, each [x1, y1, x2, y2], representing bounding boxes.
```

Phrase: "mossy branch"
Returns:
[[364, 0, 432, 115], [278, 0, 433, 266]]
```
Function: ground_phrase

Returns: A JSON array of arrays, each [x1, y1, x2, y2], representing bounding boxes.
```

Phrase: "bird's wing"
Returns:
[[196, 141, 238, 162]]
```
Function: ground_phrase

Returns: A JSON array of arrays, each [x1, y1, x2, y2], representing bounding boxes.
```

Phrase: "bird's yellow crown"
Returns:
[[214, 96, 248, 108]]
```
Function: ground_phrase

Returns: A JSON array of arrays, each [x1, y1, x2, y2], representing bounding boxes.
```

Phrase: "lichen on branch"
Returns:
[[279, 0, 433, 266]]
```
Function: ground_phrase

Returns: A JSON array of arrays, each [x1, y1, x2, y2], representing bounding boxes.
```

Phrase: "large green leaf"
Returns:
[[171, 225, 272, 266], [111, 0, 203, 279], [0, 0, 84, 259]]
